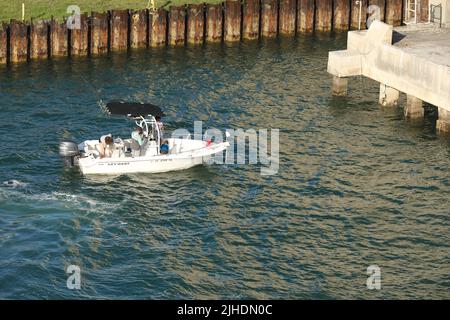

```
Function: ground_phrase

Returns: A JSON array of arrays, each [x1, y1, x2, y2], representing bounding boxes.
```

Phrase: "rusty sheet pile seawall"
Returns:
[[0, 0, 411, 64]]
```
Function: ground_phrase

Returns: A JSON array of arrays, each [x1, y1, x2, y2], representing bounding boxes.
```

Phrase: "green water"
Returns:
[[0, 34, 449, 299]]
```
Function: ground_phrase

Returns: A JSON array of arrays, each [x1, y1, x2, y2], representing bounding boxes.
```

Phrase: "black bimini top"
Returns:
[[105, 101, 165, 118]]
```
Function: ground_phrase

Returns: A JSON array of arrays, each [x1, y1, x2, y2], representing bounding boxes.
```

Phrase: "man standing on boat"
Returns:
[[131, 127, 145, 146], [155, 116, 164, 140]]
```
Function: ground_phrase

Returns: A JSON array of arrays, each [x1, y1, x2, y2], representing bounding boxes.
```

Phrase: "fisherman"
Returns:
[[131, 127, 145, 146], [155, 116, 164, 140], [99, 134, 114, 158]]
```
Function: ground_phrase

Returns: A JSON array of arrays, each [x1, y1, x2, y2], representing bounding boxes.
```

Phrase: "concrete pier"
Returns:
[[405, 95, 424, 119], [328, 22, 450, 131], [437, 108, 450, 133], [332, 76, 348, 96], [379, 84, 399, 107]]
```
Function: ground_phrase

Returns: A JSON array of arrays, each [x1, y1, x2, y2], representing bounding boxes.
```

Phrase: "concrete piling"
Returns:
[[329, 20, 450, 135], [10, 20, 29, 63], [379, 84, 399, 107], [436, 108, 450, 133], [405, 94, 424, 119], [332, 76, 348, 96], [130, 9, 148, 49], [149, 9, 167, 47], [315, 0, 333, 32], [297, 0, 315, 33], [261, 0, 278, 38], [30, 20, 48, 60], [351, 0, 368, 30], [205, 4, 223, 43], [168, 6, 186, 46], [90, 12, 109, 55], [187, 4, 205, 45], [224, 0, 241, 42], [110, 10, 129, 51], [333, 0, 351, 31], [385, 0, 402, 26], [70, 13, 89, 56], [242, 0, 260, 40], [279, 0, 297, 35], [0, 23, 7, 64]]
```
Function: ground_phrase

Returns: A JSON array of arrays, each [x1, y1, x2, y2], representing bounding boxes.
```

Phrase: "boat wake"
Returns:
[[0, 186, 124, 216], [2, 180, 28, 188]]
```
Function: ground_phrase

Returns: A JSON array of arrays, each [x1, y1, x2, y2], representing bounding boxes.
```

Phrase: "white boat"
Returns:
[[59, 102, 230, 175]]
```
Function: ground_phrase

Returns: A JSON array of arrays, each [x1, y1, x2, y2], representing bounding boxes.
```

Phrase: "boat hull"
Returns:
[[79, 155, 209, 175], [76, 141, 229, 175]]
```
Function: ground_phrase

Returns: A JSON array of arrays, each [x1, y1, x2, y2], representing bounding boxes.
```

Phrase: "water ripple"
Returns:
[[0, 35, 449, 299]]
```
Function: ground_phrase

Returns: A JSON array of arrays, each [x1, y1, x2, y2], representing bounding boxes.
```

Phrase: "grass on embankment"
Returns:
[[0, 0, 223, 23]]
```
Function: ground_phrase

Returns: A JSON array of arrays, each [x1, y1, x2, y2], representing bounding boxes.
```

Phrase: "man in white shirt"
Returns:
[[155, 116, 164, 140]]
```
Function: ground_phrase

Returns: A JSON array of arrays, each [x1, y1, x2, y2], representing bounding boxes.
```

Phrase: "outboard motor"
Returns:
[[59, 141, 80, 167]]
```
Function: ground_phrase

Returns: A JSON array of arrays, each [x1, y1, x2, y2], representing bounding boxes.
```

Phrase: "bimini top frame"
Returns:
[[105, 101, 164, 154], [135, 115, 162, 151]]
